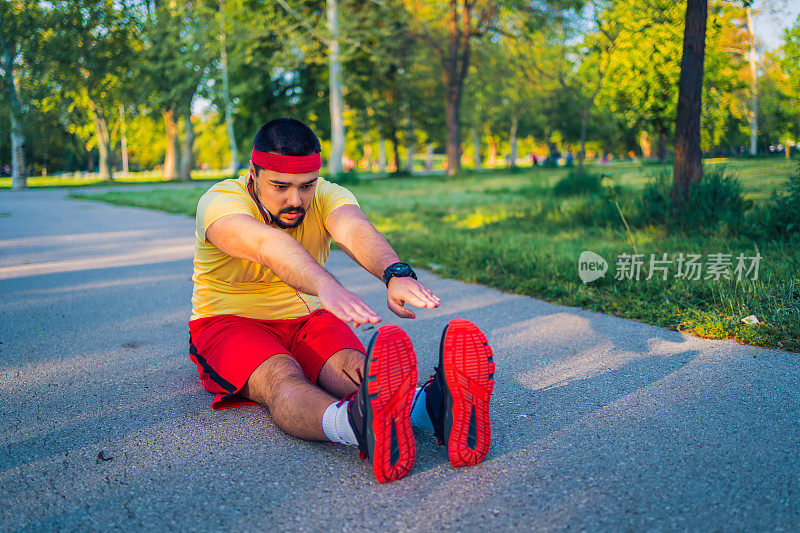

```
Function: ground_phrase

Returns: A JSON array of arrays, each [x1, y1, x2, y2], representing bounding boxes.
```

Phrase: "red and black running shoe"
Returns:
[[347, 325, 418, 483], [425, 319, 495, 467]]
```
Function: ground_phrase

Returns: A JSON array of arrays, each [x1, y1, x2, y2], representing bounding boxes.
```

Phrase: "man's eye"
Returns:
[[301, 183, 314, 190], [275, 185, 288, 190]]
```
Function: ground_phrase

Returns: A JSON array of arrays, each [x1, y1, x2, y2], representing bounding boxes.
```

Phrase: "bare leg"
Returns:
[[317, 348, 366, 398], [241, 353, 336, 441]]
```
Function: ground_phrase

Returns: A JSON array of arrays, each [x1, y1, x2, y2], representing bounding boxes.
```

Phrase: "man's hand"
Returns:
[[317, 277, 382, 328], [387, 277, 441, 319]]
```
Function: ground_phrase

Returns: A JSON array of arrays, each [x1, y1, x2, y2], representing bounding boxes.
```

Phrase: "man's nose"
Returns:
[[288, 187, 302, 206]]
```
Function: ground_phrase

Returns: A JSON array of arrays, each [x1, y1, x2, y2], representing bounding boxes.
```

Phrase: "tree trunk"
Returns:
[[444, 86, 461, 175], [1, 19, 26, 188], [9, 112, 25, 188], [639, 131, 652, 159], [378, 138, 387, 172], [389, 124, 400, 173], [163, 109, 180, 180], [327, 0, 345, 176], [657, 129, 668, 163], [746, 6, 758, 156], [219, 0, 237, 174], [119, 104, 129, 174], [440, 0, 474, 176], [672, 0, 707, 204], [178, 113, 195, 181], [425, 143, 434, 171], [88, 98, 113, 180], [578, 102, 591, 172], [487, 136, 497, 167], [405, 118, 415, 174], [509, 114, 518, 167], [472, 127, 481, 169]]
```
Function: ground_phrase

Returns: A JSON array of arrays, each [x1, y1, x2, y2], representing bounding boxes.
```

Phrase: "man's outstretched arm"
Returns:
[[326, 205, 441, 319], [206, 213, 381, 326]]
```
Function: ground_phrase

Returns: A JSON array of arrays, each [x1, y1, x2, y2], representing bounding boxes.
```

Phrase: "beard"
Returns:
[[271, 206, 306, 229]]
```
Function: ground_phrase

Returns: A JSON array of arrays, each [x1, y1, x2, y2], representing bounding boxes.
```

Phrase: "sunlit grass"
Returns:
[[0, 169, 231, 188], [71, 157, 800, 352]]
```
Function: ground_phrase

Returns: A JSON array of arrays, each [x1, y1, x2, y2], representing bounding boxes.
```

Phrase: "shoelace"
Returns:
[[336, 368, 364, 407]]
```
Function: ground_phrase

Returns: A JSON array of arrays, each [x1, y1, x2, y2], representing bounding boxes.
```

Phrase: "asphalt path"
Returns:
[[1, 188, 798, 531]]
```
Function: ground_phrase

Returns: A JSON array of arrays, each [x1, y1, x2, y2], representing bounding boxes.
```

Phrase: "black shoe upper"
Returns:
[[347, 332, 378, 458], [425, 325, 451, 445]]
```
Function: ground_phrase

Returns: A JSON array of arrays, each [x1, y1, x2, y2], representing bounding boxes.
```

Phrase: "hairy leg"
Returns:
[[317, 348, 367, 398], [241, 353, 336, 441]]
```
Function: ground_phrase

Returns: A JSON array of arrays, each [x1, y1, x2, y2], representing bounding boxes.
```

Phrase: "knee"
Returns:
[[246, 354, 308, 406], [336, 348, 366, 377]]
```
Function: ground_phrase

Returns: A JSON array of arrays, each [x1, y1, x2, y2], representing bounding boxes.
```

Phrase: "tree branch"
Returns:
[[274, 0, 330, 46]]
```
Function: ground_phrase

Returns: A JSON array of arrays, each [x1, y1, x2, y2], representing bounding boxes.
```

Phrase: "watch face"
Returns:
[[391, 263, 412, 276]]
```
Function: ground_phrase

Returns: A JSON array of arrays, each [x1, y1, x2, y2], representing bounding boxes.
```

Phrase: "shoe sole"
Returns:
[[441, 319, 495, 467], [364, 325, 417, 483]]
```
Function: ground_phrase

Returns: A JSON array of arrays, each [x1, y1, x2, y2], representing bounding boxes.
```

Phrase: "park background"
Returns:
[[2, 0, 799, 351]]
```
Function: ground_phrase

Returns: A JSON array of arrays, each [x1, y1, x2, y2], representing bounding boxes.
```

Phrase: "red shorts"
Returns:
[[188, 309, 365, 410]]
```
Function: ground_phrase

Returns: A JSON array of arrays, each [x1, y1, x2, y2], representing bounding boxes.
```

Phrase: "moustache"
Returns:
[[279, 206, 305, 216]]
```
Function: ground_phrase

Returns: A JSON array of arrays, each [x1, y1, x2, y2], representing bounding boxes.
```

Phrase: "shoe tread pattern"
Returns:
[[443, 319, 495, 467], [366, 325, 417, 483]]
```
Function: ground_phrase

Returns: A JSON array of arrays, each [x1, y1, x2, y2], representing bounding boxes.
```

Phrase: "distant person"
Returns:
[[566, 151, 574, 166], [189, 117, 495, 483]]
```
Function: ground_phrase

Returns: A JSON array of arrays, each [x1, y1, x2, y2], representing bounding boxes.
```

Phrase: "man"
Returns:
[[189, 117, 495, 483]]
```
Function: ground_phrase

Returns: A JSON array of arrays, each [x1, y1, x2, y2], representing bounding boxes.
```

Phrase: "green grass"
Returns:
[[71, 157, 800, 352], [0, 168, 233, 188]]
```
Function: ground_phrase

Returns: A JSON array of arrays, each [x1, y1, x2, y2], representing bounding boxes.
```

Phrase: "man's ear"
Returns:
[[249, 161, 257, 180]]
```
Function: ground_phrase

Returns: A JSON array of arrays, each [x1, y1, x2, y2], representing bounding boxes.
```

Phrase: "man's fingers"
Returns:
[[347, 299, 381, 324], [410, 287, 440, 308], [388, 299, 415, 319]]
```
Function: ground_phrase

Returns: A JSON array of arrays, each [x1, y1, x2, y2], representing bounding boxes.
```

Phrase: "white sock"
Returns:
[[410, 386, 434, 431], [322, 401, 358, 446]]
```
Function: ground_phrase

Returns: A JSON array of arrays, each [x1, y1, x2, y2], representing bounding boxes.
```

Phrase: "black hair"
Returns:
[[253, 117, 321, 157]]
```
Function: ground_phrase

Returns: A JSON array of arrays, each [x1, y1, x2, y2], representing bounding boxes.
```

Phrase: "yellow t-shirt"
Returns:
[[191, 174, 359, 321]]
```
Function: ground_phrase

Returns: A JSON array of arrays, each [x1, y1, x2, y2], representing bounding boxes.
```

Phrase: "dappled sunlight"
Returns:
[[444, 208, 527, 229], [492, 313, 594, 353], [0, 230, 153, 248], [0, 241, 194, 280], [0, 274, 187, 311]]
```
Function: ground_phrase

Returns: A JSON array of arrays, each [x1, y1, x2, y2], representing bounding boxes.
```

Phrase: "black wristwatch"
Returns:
[[382, 262, 417, 286]]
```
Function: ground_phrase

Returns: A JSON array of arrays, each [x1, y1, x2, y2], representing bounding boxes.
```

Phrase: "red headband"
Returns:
[[251, 149, 321, 174]]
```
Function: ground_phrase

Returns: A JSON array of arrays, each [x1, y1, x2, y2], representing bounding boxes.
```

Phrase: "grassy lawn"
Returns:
[[0, 168, 232, 188], [71, 157, 800, 352]]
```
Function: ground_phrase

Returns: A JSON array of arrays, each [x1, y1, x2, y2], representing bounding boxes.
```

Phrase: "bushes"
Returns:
[[635, 167, 751, 233], [328, 170, 360, 185], [552, 169, 604, 196], [749, 169, 800, 239]]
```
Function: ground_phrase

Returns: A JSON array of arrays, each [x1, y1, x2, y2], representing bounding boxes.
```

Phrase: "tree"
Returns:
[[673, 0, 708, 204], [218, 0, 237, 173], [144, 0, 214, 180], [0, 1, 43, 188], [46, 0, 141, 181], [779, 15, 800, 146], [274, 0, 348, 175]]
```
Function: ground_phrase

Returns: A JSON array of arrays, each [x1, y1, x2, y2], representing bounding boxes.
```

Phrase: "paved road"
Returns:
[[1, 188, 798, 531]]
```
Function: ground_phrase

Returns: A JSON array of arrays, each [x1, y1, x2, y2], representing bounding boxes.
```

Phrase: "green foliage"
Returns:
[[636, 167, 751, 233], [749, 162, 800, 239], [552, 169, 603, 196], [328, 170, 361, 185]]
